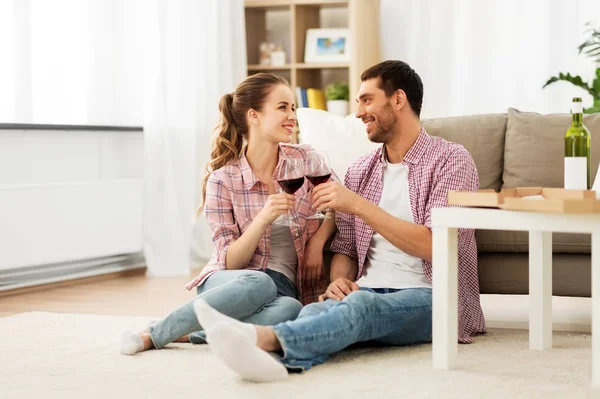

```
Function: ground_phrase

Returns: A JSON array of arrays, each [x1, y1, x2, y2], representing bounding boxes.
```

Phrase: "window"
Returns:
[[1, 0, 143, 125]]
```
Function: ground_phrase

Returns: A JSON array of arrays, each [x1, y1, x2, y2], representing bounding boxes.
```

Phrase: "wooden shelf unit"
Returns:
[[244, 0, 380, 112]]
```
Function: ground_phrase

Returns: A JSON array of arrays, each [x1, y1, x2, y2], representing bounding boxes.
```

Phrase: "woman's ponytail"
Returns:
[[196, 93, 244, 216]]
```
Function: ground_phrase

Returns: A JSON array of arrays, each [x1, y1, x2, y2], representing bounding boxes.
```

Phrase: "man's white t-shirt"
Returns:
[[355, 161, 431, 289]]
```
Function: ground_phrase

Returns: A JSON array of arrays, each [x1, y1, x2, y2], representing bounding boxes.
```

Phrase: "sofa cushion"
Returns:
[[423, 114, 506, 191], [503, 107, 600, 188], [296, 108, 379, 178], [480, 108, 600, 254]]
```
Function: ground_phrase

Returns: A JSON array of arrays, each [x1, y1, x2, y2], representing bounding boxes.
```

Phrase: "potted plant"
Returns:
[[325, 82, 350, 116], [543, 23, 600, 113]]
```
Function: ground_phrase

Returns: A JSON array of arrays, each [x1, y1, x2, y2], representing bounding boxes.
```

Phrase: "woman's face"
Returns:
[[254, 84, 297, 144]]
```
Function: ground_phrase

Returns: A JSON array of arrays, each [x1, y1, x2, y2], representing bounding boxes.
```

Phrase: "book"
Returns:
[[295, 87, 305, 108], [306, 88, 326, 110], [301, 88, 308, 109]]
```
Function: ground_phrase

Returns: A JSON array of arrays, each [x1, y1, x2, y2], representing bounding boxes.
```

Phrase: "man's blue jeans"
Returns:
[[272, 287, 432, 371], [149, 269, 301, 348]]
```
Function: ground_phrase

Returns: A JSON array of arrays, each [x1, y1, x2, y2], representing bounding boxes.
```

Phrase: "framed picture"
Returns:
[[304, 28, 350, 63]]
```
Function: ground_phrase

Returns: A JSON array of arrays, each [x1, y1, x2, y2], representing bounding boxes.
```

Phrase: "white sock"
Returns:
[[193, 299, 257, 344], [119, 330, 144, 356], [207, 322, 288, 383]]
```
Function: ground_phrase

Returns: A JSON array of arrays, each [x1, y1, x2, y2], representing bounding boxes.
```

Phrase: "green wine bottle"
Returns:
[[564, 97, 591, 189]]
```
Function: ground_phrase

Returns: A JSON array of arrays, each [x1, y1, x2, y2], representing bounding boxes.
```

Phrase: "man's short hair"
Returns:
[[361, 60, 424, 117]]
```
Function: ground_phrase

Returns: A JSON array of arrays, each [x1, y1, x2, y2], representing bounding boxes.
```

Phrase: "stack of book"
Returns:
[[295, 87, 326, 110]]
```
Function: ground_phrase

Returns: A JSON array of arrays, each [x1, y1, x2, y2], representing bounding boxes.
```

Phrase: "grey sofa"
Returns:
[[422, 108, 600, 297]]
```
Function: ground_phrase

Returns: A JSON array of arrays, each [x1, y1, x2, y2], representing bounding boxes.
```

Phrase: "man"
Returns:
[[193, 60, 486, 382]]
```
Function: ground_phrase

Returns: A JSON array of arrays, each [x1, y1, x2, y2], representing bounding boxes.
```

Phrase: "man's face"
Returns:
[[355, 78, 398, 144]]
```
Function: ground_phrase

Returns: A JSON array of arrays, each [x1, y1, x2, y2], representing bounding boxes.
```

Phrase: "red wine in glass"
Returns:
[[278, 176, 305, 194], [306, 173, 331, 186], [305, 151, 334, 220]]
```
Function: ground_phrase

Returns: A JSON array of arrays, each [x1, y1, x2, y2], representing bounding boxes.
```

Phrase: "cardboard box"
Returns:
[[448, 187, 598, 213], [447, 189, 503, 208]]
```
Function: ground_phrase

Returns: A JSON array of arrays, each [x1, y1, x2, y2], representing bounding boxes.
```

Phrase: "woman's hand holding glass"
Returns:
[[255, 192, 297, 226], [273, 157, 305, 227]]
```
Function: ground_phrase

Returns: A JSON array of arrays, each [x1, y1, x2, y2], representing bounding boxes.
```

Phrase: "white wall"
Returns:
[[0, 129, 143, 270], [264, 1, 599, 117]]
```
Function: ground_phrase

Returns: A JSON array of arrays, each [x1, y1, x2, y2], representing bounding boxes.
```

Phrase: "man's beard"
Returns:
[[369, 104, 397, 144]]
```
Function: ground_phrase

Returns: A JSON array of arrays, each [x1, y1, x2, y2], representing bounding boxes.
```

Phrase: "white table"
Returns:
[[431, 207, 600, 384]]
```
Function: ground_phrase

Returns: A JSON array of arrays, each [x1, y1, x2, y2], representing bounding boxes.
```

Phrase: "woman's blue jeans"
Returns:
[[148, 269, 301, 348]]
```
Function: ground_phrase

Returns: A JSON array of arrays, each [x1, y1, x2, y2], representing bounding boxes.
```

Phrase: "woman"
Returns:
[[120, 73, 335, 355]]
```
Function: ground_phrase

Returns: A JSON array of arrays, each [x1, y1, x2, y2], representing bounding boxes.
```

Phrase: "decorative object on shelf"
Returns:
[[543, 22, 600, 114], [304, 28, 350, 63], [270, 47, 286, 66], [306, 88, 326, 110], [259, 41, 277, 65], [243, 0, 382, 144], [325, 82, 350, 116]]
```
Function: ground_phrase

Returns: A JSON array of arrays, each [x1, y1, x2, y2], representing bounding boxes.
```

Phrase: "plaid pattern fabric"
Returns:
[[330, 128, 486, 343], [185, 144, 328, 304]]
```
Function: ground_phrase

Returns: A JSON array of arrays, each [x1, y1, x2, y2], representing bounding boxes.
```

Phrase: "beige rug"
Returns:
[[1, 312, 599, 399]]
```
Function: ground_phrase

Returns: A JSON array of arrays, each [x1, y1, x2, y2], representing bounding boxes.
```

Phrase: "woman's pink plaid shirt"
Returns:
[[185, 144, 328, 304]]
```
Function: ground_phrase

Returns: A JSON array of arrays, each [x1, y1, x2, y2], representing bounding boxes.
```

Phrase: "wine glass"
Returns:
[[273, 157, 305, 227], [305, 151, 334, 220]]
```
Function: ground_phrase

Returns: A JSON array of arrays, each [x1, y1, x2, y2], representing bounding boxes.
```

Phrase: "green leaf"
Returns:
[[578, 22, 600, 60], [324, 82, 349, 101], [544, 24, 600, 105], [584, 106, 600, 114], [583, 44, 600, 55], [593, 72, 600, 95], [578, 40, 594, 54], [542, 73, 594, 97]]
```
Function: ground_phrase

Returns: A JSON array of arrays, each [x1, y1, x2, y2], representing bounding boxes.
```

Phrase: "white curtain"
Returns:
[[142, 0, 247, 276], [2, 0, 247, 276], [0, 0, 143, 125], [380, 0, 600, 118]]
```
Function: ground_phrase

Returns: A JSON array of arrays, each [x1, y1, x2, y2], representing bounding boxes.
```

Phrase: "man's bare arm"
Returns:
[[329, 253, 358, 281], [355, 199, 432, 262]]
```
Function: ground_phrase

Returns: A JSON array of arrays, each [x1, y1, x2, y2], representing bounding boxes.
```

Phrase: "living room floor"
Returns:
[[0, 269, 593, 334], [1, 276, 596, 398], [0, 268, 202, 317]]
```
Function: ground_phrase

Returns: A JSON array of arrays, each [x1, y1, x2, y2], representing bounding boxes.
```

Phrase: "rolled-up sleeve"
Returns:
[[204, 173, 239, 270], [329, 169, 358, 260]]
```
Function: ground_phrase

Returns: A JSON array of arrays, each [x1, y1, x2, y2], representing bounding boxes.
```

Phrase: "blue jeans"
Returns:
[[149, 269, 301, 348], [272, 287, 432, 371]]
